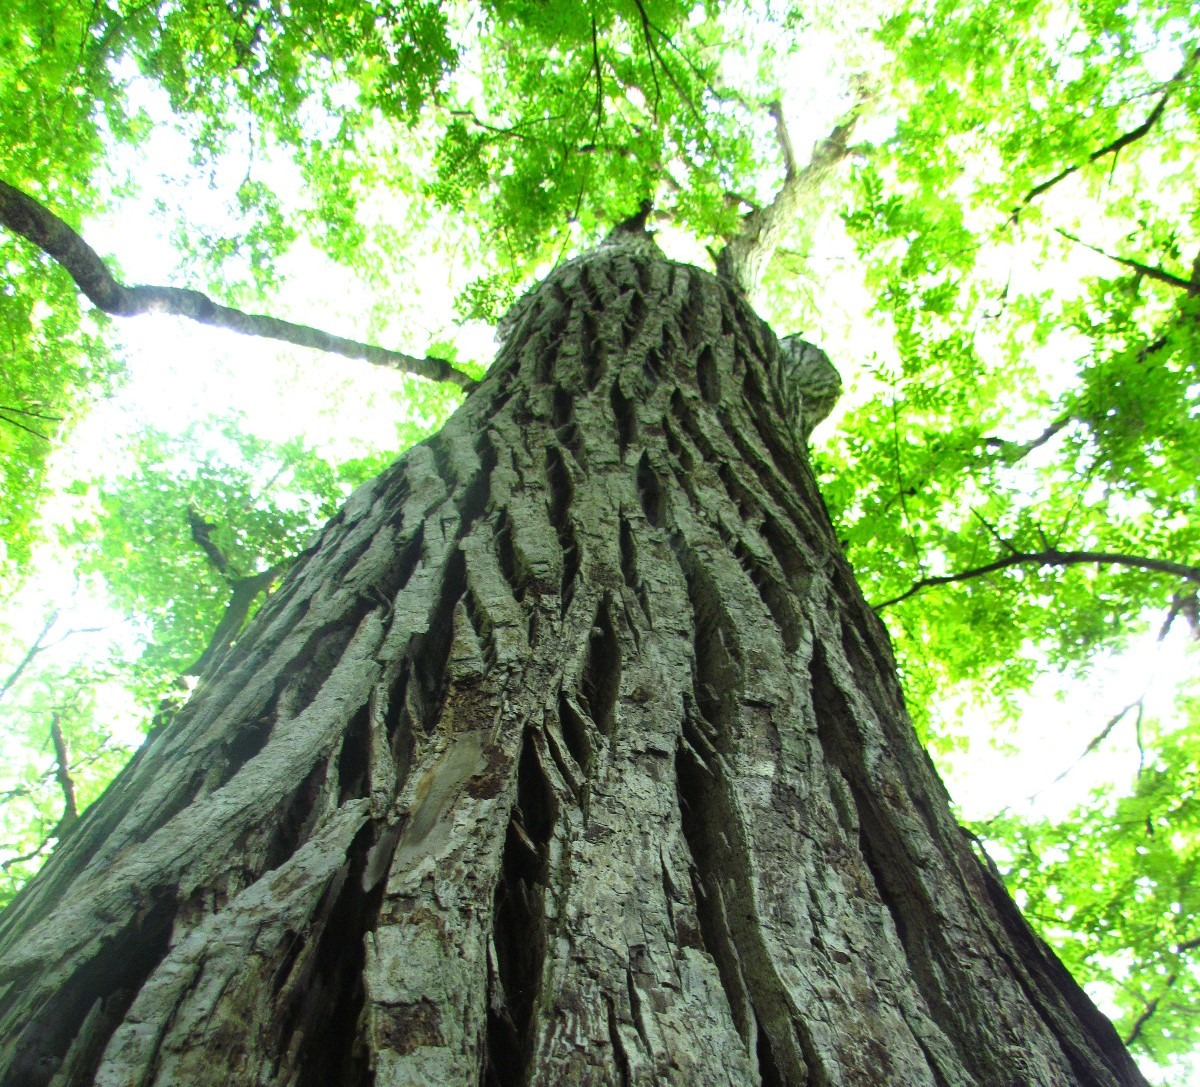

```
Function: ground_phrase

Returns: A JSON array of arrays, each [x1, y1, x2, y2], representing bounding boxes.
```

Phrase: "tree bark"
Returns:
[[0, 239, 1148, 1087]]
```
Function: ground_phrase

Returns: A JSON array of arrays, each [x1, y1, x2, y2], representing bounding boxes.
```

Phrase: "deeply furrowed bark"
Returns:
[[0, 241, 1147, 1087]]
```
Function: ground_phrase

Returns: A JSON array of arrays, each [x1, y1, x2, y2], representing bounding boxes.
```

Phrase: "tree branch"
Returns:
[[1172, 590, 1200, 640], [1018, 45, 1200, 211], [874, 549, 1200, 610], [716, 99, 862, 297], [1055, 228, 1194, 290], [1122, 935, 1199, 1048], [0, 610, 59, 706], [187, 507, 232, 575], [0, 836, 54, 872], [0, 179, 479, 390], [185, 562, 287, 677], [0, 403, 62, 422], [48, 712, 79, 833], [0, 410, 52, 442], [982, 415, 1072, 463]]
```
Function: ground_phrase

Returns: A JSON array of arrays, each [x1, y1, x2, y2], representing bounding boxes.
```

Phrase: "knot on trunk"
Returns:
[[774, 334, 842, 443]]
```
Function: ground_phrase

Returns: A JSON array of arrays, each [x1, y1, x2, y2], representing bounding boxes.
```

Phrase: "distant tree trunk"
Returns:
[[0, 239, 1148, 1087]]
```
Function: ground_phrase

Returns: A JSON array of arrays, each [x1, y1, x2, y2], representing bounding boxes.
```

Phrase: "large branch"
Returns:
[[1018, 44, 1200, 211], [716, 99, 862, 297], [185, 563, 286, 677], [0, 179, 479, 390], [875, 548, 1200, 610]]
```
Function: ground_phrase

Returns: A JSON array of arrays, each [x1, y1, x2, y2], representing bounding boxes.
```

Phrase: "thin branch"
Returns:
[[0, 404, 63, 422], [1045, 592, 1191, 787], [590, 15, 604, 132], [0, 411, 51, 442], [446, 108, 568, 141], [889, 394, 922, 565], [630, 0, 706, 126], [628, 0, 663, 120], [875, 548, 1200, 610], [969, 508, 1021, 557], [1018, 45, 1200, 211], [0, 836, 54, 872], [982, 415, 1072, 462], [0, 610, 60, 705], [1056, 228, 1194, 291], [0, 179, 478, 390], [1047, 696, 1145, 790], [1123, 937, 1199, 1048]]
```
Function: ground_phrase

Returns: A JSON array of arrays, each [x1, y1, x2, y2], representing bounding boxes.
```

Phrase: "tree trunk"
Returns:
[[0, 239, 1148, 1087]]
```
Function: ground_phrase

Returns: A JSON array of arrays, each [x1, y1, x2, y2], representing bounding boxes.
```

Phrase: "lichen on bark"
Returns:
[[0, 238, 1148, 1087]]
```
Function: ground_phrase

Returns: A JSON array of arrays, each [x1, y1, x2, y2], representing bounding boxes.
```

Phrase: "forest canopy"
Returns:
[[0, 0, 1197, 1081]]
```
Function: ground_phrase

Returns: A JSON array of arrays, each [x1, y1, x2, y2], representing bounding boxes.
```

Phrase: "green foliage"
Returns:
[[0, 0, 457, 566], [978, 697, 1199, 1069], [67, 418, 377, 683], [814, 0, 1200, 1070], [0, 258, 117, 578], [0, 659, 136, 910], [828, 0, 1200, 738], [427, 0, 756, 292]]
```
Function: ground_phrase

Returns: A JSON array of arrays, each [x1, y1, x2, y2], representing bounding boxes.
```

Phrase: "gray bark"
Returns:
[[0, 239, 1147, 1087]]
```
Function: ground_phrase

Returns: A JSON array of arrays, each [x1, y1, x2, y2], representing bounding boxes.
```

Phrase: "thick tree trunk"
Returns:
[[0, 240, 1147, 1087]]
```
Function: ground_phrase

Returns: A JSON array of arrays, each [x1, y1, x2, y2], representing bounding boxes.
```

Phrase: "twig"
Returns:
[[889, 394, 922, 565], [590, 15, 605, 131], [0, 836, 54, 872], [0, 404, 62, 422], [630, 0, 663, 120], [969, 508, 1021, 556], [0, 179, 478, 390], [629, 0, 704, 125], [1123, 935, 1200, 1047], [0, 411, 51, 442], [982, 415, 1072, 462], [1044, 696, 1145, 791]]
